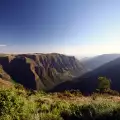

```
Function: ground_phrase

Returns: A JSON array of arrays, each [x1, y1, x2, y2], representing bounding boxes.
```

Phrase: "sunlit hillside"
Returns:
[[0, 85, 120, 120]]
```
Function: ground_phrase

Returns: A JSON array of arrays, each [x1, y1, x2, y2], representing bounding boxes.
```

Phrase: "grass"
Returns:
[[0, 86, 120, 120]]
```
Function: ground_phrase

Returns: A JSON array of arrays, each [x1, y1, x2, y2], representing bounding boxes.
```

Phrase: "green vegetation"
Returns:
[[0, 84, 119, 120], [97, 76, 111, 92], [97, 76, 119, 96]]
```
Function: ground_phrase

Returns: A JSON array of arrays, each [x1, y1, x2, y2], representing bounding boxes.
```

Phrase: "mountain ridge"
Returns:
[[81, 54, 120, 71], [0, 53, 86, 90]]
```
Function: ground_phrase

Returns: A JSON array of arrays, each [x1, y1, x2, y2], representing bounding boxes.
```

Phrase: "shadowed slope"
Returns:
[[81, 54, 120, 71], [51, 57, 120, 93]]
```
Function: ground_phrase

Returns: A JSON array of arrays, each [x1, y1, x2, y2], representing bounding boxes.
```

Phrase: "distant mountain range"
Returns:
[[0, 53, 86, 90], [80, 54, 120, 71]]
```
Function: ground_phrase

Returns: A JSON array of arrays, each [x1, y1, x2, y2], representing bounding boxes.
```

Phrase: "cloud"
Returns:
[[0, 44, 7, 47]]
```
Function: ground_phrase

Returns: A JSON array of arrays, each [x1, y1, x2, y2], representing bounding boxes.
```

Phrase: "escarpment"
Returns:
[[0, 53, 87, 90]]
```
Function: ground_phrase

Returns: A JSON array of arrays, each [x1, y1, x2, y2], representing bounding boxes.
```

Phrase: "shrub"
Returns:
[[97, 76, 111, 93], [63, 90, 73, 97], [0, 88, 36, 120], [14, 83, 25, 90]]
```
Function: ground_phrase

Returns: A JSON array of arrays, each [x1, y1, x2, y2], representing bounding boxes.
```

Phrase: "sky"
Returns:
[[0, 0, 120, 56]]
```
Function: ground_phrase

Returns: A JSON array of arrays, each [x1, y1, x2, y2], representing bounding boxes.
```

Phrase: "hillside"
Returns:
[[81, 54, 120, 71], [0, 86, 120, 120], [0, 53, 86, 90], [52, 57, 120, 93]]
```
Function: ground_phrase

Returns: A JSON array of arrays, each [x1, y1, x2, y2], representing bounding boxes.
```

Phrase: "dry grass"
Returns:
[[34, 92, 120, 106], [0, 78, 13, 88]]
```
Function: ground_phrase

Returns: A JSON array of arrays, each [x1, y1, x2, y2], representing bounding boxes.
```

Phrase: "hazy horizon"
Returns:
[[0, 0, 120, 56]]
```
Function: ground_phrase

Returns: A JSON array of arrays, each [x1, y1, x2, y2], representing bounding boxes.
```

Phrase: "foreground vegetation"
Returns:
[[0, 84, 120, 120]]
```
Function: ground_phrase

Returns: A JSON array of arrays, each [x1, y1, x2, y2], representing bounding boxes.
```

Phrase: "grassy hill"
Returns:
[[0, 86, 120, 120]]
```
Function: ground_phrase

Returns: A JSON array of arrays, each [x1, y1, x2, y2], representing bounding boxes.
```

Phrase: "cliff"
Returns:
[[0, 53, 86, 90]]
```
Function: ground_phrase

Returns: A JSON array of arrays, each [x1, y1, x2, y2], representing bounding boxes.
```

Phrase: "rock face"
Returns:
[[0, 53, 86, 90]]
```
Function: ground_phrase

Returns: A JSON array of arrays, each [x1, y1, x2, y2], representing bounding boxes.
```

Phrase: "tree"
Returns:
[[97, 76, 111, 93]]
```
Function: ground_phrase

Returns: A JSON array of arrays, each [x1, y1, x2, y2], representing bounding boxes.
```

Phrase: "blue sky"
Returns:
[[0, 0, 120, 56]]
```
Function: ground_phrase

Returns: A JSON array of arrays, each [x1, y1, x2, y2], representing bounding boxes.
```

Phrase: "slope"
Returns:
[[51, 57, 120, 93], [81, 54, 120, 71]]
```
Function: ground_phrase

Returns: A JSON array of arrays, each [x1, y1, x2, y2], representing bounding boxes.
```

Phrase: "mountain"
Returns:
[[81, 54, 120, 71], [0, 53, 86, 90], [51, 56, 120, 93]]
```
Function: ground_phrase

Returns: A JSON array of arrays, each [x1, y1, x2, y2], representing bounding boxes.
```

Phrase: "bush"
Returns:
[[63, 90, 73, 97], [0, 88, 36, 120], [97, 77, 111, 93]]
